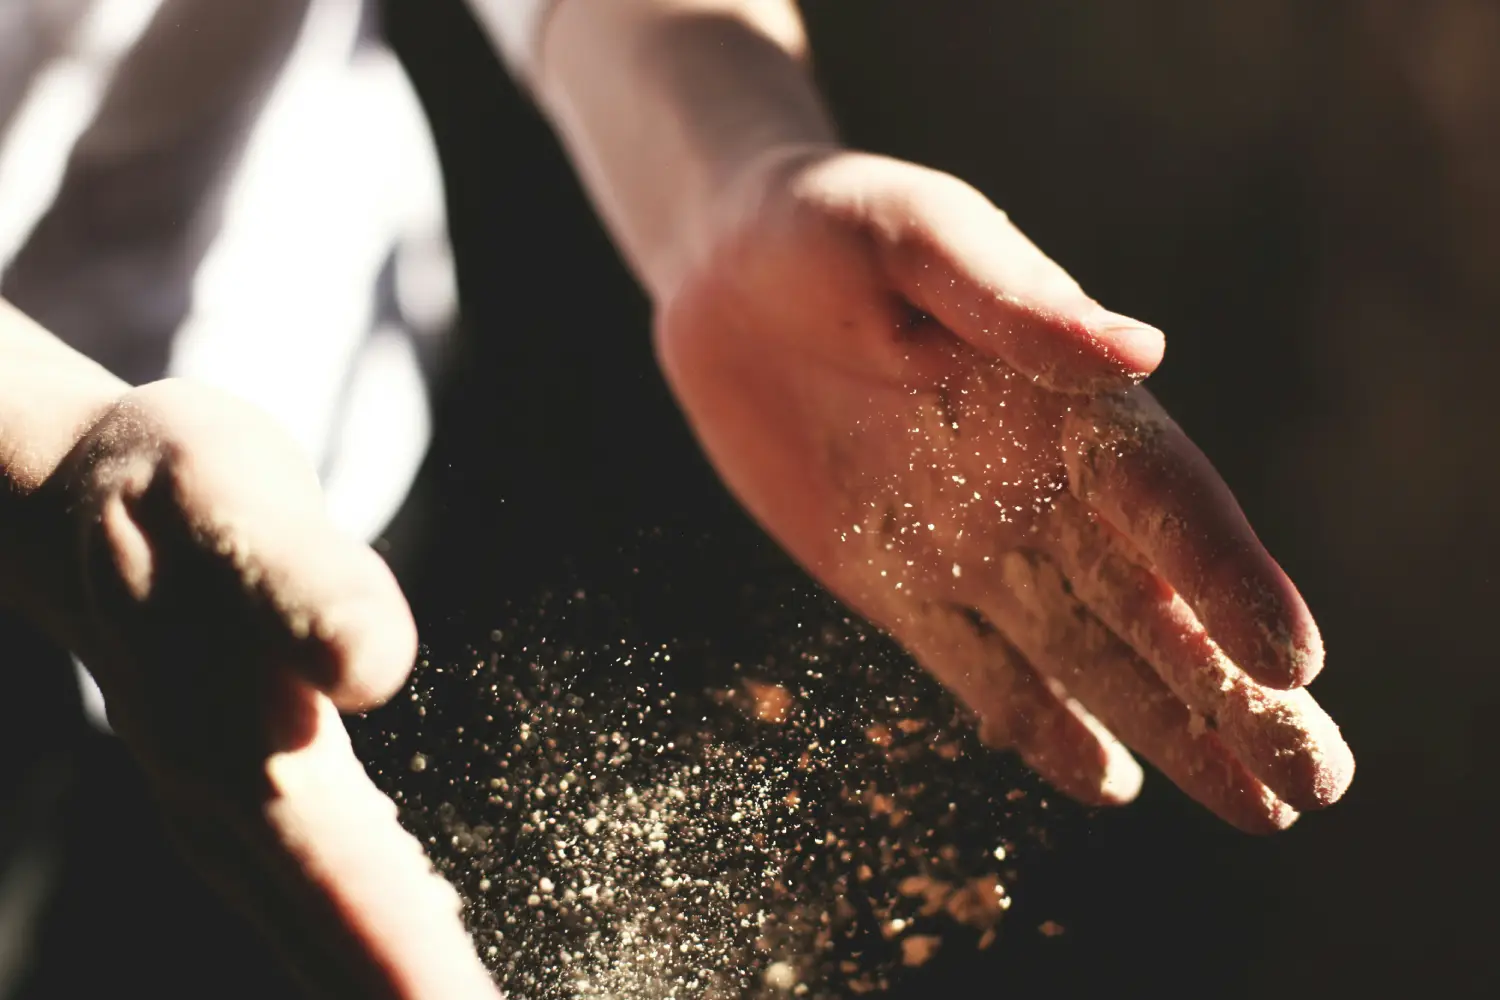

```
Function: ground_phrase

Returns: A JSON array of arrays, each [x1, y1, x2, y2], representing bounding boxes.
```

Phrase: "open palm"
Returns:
[[659, 149, 1353, 832]]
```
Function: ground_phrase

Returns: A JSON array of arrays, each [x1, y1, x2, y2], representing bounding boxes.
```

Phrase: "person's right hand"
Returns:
[[20, 378, 500, 1000]]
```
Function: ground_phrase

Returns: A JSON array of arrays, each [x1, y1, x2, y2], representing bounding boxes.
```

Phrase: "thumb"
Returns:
[[881, 174, 1164, 391]]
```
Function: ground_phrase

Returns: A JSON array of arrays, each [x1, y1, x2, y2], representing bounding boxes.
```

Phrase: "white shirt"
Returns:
[[0, 0, 459, 727], [3, 0, 457, 543]]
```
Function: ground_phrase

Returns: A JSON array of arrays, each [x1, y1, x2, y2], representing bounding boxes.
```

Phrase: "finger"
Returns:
[[120, 439, 419, 713], [975, 549, 1299, 834], [243, 522, 420, 713], [878, 172, 1164, 392], [886, 598, 1143, 806], [1063, 389, 1322, 689], [164, 694, 501, 1000], [1046, 497, 1353, 811]]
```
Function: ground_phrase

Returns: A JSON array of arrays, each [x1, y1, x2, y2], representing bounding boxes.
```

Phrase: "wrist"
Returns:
[[663, 139, 842, 299]]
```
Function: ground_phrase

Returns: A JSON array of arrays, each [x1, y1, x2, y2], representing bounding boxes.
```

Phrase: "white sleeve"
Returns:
[[466, 0, 562, 88]]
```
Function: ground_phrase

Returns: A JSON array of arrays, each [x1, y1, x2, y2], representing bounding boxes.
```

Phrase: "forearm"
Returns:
[[469, 0, 839, 300], [0, 299, 125, 625]]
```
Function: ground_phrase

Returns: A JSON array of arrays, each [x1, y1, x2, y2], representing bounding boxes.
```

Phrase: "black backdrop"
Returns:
[[19, 2, 1500, 997]]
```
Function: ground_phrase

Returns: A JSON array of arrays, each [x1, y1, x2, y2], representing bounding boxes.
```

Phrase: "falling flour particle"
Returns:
[[370, 597, 1067, 1000], [763, 962, 798, 991], [900, 935, 942, 967], [743, 681, 793, 725]]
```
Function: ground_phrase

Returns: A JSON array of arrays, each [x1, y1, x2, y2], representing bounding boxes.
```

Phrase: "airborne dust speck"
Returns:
[[363, 590, 1069, 999]]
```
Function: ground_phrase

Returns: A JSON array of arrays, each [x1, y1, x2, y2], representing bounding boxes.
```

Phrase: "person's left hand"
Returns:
[[654, 147, 1354, 833], [26, 378, 500, 999]]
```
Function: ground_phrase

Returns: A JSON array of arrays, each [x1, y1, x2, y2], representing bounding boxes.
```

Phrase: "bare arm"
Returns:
[[0, 299, 124, 632], [468, 0, 835, 300]]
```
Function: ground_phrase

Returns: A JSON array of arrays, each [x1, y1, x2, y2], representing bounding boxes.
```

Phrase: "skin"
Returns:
[[0, 0, 1354, 995], [1, 305, 499, 999], [657, 149, 1351, 830]]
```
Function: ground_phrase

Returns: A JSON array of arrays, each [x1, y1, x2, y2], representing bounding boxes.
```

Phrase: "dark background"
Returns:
[[20, 1, 1500, 997]]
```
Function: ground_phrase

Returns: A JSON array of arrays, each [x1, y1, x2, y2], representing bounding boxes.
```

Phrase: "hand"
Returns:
[[656, 148, 1354, 833], [24, 379, 499, 998]]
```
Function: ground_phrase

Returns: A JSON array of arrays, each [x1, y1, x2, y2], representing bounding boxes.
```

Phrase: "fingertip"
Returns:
[[1097, 748, 1146, 806], [1284, 618, 1326, 689], [1254, 721, 1353, 815], [1090, 312, 1166, 382], [305, 548, 419, 714], [1256, 569, 1325, 690], [1019, 743, 1137, 809], [1311, 753, 1355, 812], [1067, 702, 1145, 806], [1232, 794, 1301, 836], [1210, 564, 1325, 691], [1295, 727, 1356, 812], [1017, 714, 1144, 808], [324, 595, 418, 714], [1322, 744, 1356, 808], [1009, 311, 1165, 396]]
